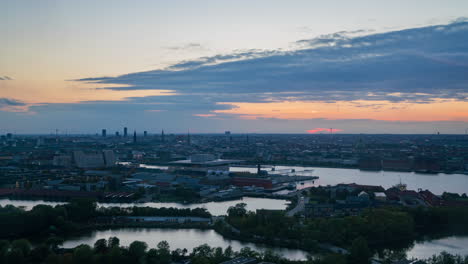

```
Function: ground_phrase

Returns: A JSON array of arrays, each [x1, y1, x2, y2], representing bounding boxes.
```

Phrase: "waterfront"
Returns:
[[61, 228, 310, 260], [0, 196, 289, 215], [406, 236, 468, 260], [231, 166, 468, 195]]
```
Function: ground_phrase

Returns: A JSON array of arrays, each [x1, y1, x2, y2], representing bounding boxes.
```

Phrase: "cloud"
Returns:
[[0, 98, 29, 112], [165, 43, 206, 51], [75, 20, 468, 106], [8, 20, 467, 133], [307, 128, 344, 134], [0, 98, 25, 106]]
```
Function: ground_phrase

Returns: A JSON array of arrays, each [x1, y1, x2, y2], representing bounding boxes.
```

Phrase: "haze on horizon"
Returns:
[[1, 0, 468, 134]]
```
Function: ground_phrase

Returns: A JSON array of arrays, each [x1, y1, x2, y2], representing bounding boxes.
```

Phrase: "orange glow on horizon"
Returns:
[[214, 99, 468, 122], [307, 128, 344, 133]]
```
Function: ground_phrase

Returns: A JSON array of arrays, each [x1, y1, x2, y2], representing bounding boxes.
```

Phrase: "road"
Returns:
[[286, 195, 309, 217]]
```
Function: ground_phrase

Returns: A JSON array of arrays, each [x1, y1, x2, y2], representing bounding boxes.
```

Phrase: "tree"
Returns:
[[146, 248, 159, 264], [212, 247, 225, 264], [11, 239, 31, 256], [157, 240, 172, 264], [73, 244, 93, 264], [94, 238, 108, 253], [192, 244, 213, 259], [237, 247, 259, 258], [262, 249, 281, 263], [46, 236, 64, 251], [224, 246, 234, 259], [5, 248, 25, 264], [65, 198, 97, 222], [129, 241, 148, 263], [348, 237, 372, 264], [227, 203, 247, 217], [30, 244, 51, 263], [108, 236, 120, 248]]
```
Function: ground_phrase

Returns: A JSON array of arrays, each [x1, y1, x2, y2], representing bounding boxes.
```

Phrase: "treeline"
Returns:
[[408, 206, 468, 234], [224, 204, 468, 250], [224, 205, 414, 248], [97, 205, 211, 218], [0, 199, 211, 239]]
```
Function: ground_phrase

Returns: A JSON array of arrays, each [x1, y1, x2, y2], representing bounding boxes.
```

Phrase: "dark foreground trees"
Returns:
[[0, 237, 467, 264]]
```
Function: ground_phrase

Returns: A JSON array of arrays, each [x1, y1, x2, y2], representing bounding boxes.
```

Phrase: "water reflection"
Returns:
[[406, 236, 468, 259], [62, 228, 310, 261]]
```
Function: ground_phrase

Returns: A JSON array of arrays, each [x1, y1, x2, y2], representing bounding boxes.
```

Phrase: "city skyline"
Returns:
[[1, 1, 468, 134]]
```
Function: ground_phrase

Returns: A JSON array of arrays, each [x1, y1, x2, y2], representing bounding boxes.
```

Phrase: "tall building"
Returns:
[[115, 131, 120, 136], [72, 150, 116, 168], [133, 130, 137, 143], [144, 131, 147, 137], [161, 129, 165, 142], [73, 151, 105, 168], [102, 129, 107, 137], [103, 150, 117, 167], [124, 127, 128, 137]]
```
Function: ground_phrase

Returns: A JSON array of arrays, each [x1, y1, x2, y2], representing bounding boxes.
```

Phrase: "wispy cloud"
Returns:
[[164, 43, 206, 51], [0, 98, 29, 112], [0, 98, 25, 106]]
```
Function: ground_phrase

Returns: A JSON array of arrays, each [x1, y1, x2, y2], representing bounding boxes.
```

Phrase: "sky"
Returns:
[[1, 0, 468, 134]]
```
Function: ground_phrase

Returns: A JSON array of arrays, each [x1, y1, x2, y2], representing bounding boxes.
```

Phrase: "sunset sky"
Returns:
[[1, 0, 468, 134]]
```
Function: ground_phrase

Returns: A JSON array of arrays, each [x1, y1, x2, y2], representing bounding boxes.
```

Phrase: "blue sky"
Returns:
[[1, 1, 468, 134]]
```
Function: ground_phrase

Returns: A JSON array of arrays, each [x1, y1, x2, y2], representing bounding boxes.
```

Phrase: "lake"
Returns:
[[406, 236, 468, 259], [61, 228, 468, 261], [62, 228, 310, 260]]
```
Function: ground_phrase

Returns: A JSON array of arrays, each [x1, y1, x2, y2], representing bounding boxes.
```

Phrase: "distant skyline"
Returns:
[[1, 1, 468, 134]]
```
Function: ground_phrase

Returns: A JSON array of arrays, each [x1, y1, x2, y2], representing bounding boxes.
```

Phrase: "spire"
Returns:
[[187, 130, 191, 145], [161, 129, 165, 142]]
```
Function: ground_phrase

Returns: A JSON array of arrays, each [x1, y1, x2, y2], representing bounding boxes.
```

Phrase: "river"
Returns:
[[61, 228, 310, 260], [0, 197, 289, 215], [231, 166, 468, 195]]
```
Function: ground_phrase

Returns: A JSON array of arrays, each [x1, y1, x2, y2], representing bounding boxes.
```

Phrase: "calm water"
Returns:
[[406, 236, 468, 259], [0, 197, 289, 215], [61, 228, 468, 260], [231, 166, 468, 195], [62, 228, 310, 260]]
